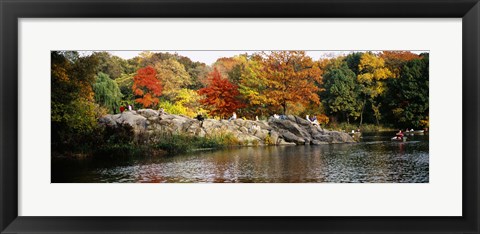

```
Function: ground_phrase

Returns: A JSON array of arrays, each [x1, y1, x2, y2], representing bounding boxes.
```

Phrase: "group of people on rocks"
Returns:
[[129, 106, 323, 128], [273, 114, 287, 120], [119, 104, 133, 113]]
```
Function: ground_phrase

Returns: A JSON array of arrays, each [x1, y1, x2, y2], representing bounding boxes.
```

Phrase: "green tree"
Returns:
[[345, 52, 363, 74], [115, 73, 135, 106], [92, 52, 127, 79], [386, 55, 429, 128], [93, 72, 123, 114], [321, 62, 361, 124]]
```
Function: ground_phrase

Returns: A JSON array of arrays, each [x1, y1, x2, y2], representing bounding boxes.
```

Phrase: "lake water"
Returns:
[[52, 132, 429, 183]]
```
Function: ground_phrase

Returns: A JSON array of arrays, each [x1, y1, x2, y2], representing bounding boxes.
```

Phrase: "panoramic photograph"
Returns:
[[51, 50, 429, 183]]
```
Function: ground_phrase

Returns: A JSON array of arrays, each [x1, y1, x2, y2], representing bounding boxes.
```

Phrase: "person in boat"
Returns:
[[396, 130, 404, 140], [228, 112, 237, 121]]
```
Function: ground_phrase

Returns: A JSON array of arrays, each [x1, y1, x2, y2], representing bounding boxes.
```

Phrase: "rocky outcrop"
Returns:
[[99, 109, 355, 145]]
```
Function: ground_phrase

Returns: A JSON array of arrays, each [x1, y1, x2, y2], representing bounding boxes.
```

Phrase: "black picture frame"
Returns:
[[1, 0, 479, 233]]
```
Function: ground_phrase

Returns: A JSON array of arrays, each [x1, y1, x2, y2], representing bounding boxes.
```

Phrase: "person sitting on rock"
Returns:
[[158, 107, 165, 116], [120, 105, 125, 113], [273, 114, 280, 119], [250, 124, 260, 133], [196, 113, 204, 121], [306, 115, 312, 123], [310, 115, 319, 125], [306, 114, 319, 125], [228, 112, 237, 121]]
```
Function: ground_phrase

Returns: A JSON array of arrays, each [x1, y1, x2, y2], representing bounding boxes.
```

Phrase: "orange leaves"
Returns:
[[134, 88, 144, 96], [380, 51, 421, 78], [136, 93, 159, 108], [133, 66, 162, 108], [380, 51, 420, 62], [198, 68, 245, 118], [260, 51, 323, 114]]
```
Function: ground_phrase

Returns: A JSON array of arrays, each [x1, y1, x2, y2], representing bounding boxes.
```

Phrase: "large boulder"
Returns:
[[100, 109, 355, 145], [326, 130, 355, 143], [137, 109, 159, 118], [99, 111, 147, 133]]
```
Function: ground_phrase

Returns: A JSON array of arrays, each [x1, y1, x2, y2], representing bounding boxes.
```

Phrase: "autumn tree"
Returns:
[[132, 66, 162, 108], [93, 72, 123, 113], [357, 52, 393, 125], [238, 54, 269, 117], [51, 51, 102, 147], [261, 51, 323, 115], [154, 58, 192, 101], [198, 68, 245, 118], [160, 88, 205, 117], [213, 57, 241, 78], [380, 51, 421, 78]]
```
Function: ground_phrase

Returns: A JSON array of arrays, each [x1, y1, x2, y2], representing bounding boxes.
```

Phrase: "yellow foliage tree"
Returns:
[[357, 52, 393, 125]]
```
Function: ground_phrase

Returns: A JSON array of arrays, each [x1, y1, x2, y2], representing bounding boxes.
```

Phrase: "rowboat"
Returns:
[[404, 130, 425, 135], [391, 136, 407, 142]]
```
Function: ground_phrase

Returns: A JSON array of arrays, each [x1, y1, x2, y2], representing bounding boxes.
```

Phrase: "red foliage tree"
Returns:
[[132, 66, 162, 108], [198, 68, 245, 118], [380, 51, 421, 78]]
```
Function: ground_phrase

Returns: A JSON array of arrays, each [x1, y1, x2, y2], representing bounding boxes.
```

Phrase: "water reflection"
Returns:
[[52, 132, 429, 183]]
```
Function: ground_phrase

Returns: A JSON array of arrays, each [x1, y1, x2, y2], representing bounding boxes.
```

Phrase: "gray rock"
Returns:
[[277, 139, 297, 146], [99, 109, 354, 145], [311, 140, 329, 145], [327, 131, 355, 143], [137, 109, 159, 118], [279, 130, 306, 144], [116, 112, 147, 132], [313, 134, 332, 143]]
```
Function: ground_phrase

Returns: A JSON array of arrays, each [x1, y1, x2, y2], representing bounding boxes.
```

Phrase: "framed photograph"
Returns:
[[1, 0, 479, 233]]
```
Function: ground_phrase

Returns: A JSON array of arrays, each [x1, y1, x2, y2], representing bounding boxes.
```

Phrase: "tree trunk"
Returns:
[[282, 102, 287, 115], [360, 99, 366, 126]]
